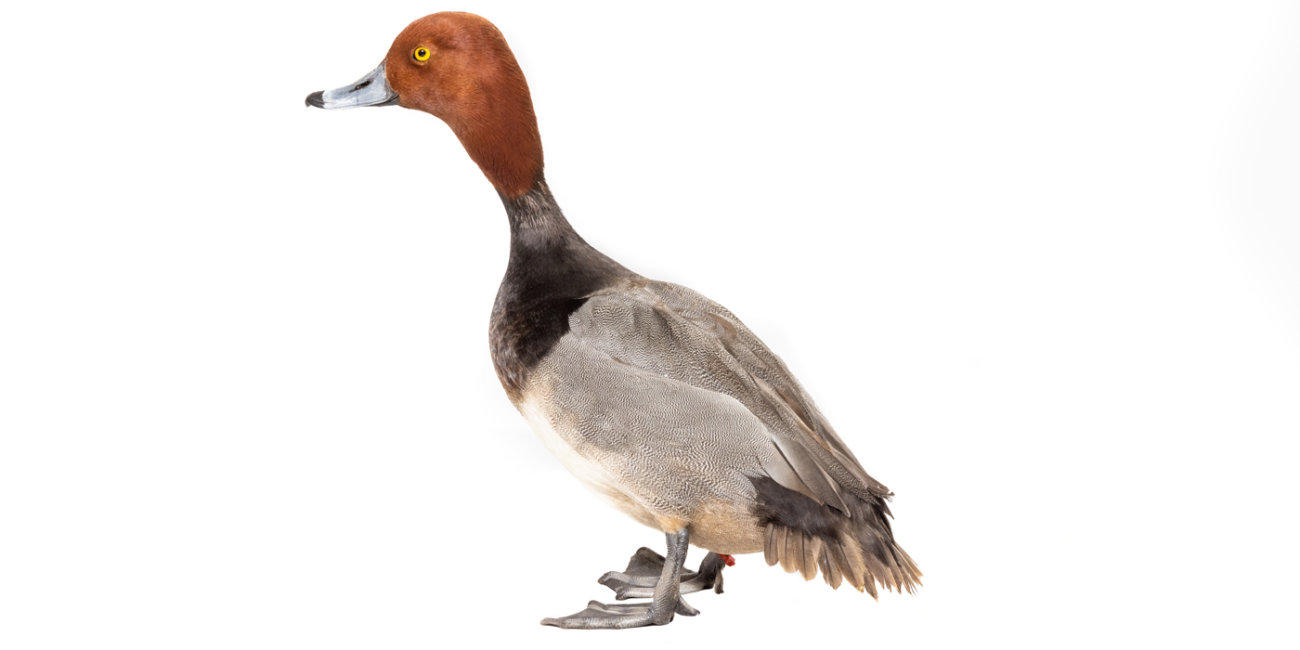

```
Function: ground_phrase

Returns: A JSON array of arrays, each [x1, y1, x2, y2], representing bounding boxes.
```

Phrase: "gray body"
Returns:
[[518, 279, 798, 553], [488, 185, 920, 601]]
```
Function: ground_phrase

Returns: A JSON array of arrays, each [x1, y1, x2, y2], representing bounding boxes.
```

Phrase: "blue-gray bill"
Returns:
[[305, 61, 399, 109]]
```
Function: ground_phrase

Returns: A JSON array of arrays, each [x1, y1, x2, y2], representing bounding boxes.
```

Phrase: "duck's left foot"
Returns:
[[542, 530, 695, 629], [598, 547, 727, 600], [540, 595, 700, 629]]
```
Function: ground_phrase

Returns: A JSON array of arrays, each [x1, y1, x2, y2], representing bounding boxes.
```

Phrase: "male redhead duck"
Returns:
[[307, 11, 920, 629]]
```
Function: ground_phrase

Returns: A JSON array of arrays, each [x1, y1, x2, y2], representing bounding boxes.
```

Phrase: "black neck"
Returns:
[[489, 180, 634, 397], [500, 179, 572, 235]]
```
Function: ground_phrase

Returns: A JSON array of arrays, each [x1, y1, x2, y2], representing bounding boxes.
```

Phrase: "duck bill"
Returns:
[[305, 61, 400, 110]]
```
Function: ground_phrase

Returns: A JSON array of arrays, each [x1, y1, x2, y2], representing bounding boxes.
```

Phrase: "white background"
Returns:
[[3, 1, 1298, 648]]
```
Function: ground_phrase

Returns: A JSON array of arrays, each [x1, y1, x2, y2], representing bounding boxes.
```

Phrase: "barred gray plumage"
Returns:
[[516, 278, 920, 596]]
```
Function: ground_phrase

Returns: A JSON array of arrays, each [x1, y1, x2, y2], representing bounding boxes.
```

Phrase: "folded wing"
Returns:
[[569, 280, 894, 516]]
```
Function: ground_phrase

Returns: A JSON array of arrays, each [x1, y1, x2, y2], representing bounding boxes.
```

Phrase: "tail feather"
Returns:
[[780, 522, 800, 574], [752, 476, 922, 598], [801, 536, 821, 581], [826, 538, 856, 591], [764, 525, 780, 567], [817, 546, 842, 589], [775, 526, 795, 573]]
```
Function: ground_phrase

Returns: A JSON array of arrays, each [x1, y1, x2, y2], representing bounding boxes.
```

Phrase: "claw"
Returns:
[[675, 596, 699, 617]]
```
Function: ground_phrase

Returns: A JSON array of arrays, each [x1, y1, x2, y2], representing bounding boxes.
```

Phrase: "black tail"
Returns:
[[751, 476, 921, 598]]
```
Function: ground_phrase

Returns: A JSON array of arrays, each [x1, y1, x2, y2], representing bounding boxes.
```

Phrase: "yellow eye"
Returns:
[[413, 47, 431, 62]]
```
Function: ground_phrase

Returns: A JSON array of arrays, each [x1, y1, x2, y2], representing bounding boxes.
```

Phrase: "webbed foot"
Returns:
[[540, 596, 700, 629], [542, 530, 699, 630], [598, 547, 727, 599]]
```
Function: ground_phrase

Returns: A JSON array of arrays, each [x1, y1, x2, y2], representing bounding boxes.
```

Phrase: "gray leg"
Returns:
[[599, 548, 727, 600], [542, 529, 694, 629]]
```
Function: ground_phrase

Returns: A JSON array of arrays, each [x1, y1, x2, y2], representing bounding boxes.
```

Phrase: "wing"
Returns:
[[569, 279, 893, 516]]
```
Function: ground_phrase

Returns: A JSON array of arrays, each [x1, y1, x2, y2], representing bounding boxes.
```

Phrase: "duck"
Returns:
[[306, 11, 920, 629]]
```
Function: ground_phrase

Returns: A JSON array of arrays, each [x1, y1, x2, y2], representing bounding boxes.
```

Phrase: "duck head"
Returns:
[[306, 12, 544, 198]]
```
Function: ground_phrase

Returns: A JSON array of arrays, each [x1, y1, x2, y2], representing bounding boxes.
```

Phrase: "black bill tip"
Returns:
[[305, 91, 325, 108]]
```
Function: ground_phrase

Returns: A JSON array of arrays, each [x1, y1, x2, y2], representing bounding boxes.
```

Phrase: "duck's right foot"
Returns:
[[598, 547, 727, 600], [543, 530, 696, 630]]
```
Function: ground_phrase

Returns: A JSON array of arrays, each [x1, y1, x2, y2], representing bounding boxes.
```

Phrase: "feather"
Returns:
[[764, 525, 780, 567], [801, 536, 821, 581], [827, 539, 860, 593], [767, 431, 848, 513], [786, 528, 804, 576], [775, 527, 796, 574], [843, 537, 874, 597], [773, 526, 785, 563], [749, 476, 922, 598], [819, 548, 842, 589]]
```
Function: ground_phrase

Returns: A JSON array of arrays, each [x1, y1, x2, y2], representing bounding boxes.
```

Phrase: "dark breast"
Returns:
[[490, 291, 589, 397]]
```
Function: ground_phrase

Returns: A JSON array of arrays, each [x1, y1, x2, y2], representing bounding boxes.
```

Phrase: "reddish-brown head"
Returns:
[[384, 13, 543, 198]]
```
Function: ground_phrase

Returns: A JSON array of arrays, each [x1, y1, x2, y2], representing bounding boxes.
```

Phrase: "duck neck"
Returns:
[[497, 179, 632, 298], [500, 178, 578, 243]]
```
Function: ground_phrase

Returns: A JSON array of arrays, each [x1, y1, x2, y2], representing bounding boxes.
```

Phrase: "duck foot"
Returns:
[[543, 529, 695, 629], [540, 596, 700, 629], [598, 547, 727, 600]]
